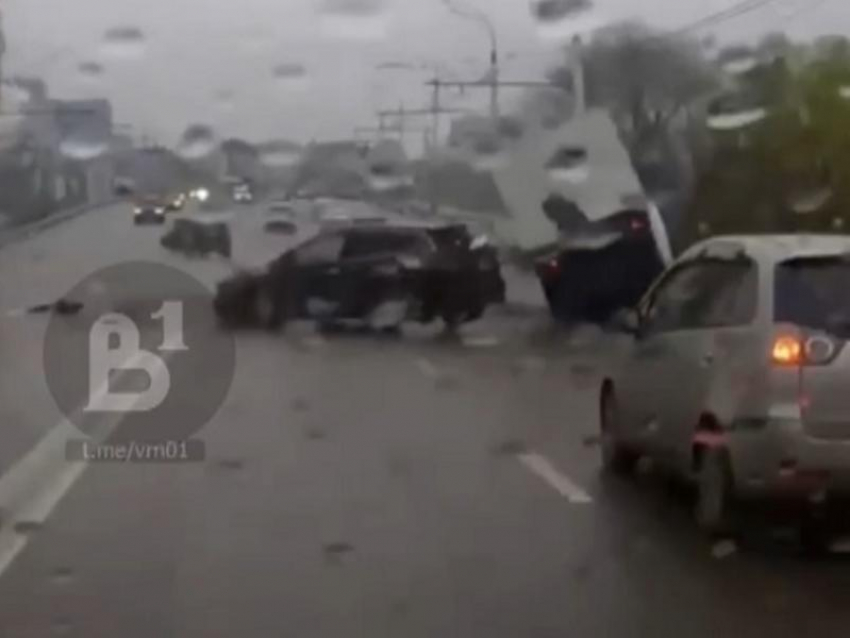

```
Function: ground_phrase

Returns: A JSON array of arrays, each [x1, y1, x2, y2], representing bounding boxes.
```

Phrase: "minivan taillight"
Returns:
[[772, 335, 803, 366], [771, 333, 840, 366]]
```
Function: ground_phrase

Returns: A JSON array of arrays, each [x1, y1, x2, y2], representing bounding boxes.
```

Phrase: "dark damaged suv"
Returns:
[[214, 221, 505, 331]]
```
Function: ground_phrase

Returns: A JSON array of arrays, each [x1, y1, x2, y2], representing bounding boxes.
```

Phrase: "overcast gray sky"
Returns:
[[3, 0, 847, 148]]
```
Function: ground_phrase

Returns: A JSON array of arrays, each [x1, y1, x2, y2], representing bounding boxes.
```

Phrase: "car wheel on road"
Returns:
[[800, 513, 833, 556], [465, 303, 485, 322], [695, 447, 737, 536], [599, 385, 638, 475], [441, 309, 466, 331], [254, 287, 283, 331]]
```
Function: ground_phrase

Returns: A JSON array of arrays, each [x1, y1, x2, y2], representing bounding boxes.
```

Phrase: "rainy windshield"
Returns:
[[776, 257, 850, 338], [3, 0, 850, 635]]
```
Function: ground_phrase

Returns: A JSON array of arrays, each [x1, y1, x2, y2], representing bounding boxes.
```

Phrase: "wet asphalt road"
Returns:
[[1, 201, 850, 637]]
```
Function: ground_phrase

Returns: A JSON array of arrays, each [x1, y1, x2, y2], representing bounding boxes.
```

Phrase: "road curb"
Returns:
[[0, 201, 115, 250]]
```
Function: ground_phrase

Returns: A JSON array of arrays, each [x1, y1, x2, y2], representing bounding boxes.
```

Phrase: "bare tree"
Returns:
[[574, 21, 718, 149]]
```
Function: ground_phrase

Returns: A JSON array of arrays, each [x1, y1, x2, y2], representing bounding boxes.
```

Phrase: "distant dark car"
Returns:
[[133, 197, 168, 225], [214, 221, 506, 331], [535, 208, 671, 325], [160, 216, 232, 258]]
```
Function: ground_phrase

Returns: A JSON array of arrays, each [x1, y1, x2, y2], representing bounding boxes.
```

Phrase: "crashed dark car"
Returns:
[[160, 216, 232, 258], [214, 221, 506, 330], [535, 207, 671, 325]]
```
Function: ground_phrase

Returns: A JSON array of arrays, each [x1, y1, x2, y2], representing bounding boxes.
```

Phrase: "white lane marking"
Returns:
[[0, 350, 171, 578], [414, 357, 440, 379], [518, 452, 593, 504], [462, 335, 501, 349]]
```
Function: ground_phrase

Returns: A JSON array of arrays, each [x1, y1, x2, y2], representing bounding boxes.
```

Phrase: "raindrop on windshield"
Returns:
[[546, 147, 589, 184], [531, 0, 596, 43], [706, 92, 768, 131], [469, 135, 510, 172], [3, 84, 32, 111], [722, 55, 759, 76], [319, 0, 389, 41], [273, 63, 307, 80], [367, 140, 411, 191], [524, 87, 572, 130], [450, 116, 519, 171], [214, 89, 236, 112], [177, 125, 218, 159], [78, 61, 105, 79], [839, 86, 850, 100], [101, 26, 146, 59], [706, 108, 767, 131], [259, 140, 303, 167], [239, 28, 275, 54], [789, 186, 833, 215], [60, 132, 110, 161], [272, 63, 310, 90], [368, 166, 411, 192]]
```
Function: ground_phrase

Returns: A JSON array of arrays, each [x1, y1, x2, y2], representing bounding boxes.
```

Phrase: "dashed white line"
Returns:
[[0, 350, 172, 577], [518, 452, 593, 504]]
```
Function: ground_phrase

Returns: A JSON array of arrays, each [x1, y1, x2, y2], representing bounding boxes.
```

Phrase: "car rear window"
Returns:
[[775, 257, 850, 338], [342, 232, 428, 259], [428, 227, 471, 251]]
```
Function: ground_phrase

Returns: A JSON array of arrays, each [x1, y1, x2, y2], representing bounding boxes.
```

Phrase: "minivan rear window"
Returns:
[[775, 257, 850, 338]]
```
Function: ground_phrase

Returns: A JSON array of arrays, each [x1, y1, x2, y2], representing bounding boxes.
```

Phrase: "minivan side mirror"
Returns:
[[610, 308, 641, 335]]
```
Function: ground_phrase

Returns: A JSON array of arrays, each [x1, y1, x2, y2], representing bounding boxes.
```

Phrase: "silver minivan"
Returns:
[[601, 235, 850, 538]]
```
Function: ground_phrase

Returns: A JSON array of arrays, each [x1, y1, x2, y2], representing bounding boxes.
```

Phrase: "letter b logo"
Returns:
[[44, 261, 236, 441], [85, 301, 186, 413]]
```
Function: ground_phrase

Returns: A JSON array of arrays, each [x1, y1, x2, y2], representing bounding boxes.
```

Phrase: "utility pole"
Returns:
[[488, 47, 499, 118], [396, 102, 405, 145], [376, 104, 468, 150], [430, 78, 441, 147], [425, 77, 555, 138], [441, 0, 500, 117]]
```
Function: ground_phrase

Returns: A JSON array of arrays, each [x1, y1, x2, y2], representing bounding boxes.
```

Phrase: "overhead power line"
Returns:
[[669, 0, 795, 37]]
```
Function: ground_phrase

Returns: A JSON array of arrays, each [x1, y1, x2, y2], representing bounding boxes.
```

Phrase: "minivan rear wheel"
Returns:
[[695, 448, 736, 536], [600, 386, 638, 475]]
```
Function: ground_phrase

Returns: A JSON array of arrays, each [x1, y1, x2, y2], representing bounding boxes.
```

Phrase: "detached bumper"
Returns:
[[730, 417, 850, 501]]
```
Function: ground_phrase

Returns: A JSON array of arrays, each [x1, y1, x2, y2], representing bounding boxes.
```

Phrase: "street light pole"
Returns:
[[430, 78, 441, 147], [441, 0, 500, 117], [487, 42, 499, 118]]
